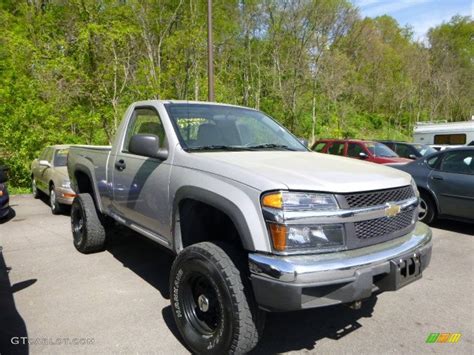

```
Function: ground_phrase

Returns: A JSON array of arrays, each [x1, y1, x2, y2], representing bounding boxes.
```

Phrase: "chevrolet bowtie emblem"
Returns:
[[385, 203, 401, 218]]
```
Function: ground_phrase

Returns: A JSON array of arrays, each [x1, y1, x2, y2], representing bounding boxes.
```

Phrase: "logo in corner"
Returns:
[[385, 203, 401, 218]]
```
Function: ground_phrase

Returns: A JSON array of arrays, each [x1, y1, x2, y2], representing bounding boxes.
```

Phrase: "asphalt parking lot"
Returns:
[[0, 195, 472, 354]]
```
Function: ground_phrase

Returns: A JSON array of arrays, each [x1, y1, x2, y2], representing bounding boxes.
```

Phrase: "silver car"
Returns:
[[31, 145, 76, 214]]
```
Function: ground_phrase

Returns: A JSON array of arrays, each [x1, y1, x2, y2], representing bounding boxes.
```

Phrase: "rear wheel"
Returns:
[[71, 193, 106, 253], [170, 242, 264, 354], [419, 191, 436, 224], [50, 184, 63, 215]]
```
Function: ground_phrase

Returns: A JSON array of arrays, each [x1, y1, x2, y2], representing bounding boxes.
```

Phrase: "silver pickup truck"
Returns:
[[68, 100, 432, 354]]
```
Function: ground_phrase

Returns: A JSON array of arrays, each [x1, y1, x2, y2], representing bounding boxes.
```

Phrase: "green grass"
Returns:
[[8, 186, 31, 195]]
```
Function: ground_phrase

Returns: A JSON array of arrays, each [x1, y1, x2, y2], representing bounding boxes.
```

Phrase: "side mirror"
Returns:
[[129, 134, 168, 160], [408, 154, 417, 160], [298, 138, 309, 148], [359, 152, 368, 159], [39, 160, 51, 168]]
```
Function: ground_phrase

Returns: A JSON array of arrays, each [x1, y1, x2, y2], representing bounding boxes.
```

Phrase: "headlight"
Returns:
[[262, 191, 338, 211], [262, 191, 345, 254], [410, 178, 420, 197], [62, 181, 71, 189]]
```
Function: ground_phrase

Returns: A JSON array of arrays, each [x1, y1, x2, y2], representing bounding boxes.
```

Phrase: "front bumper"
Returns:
[[249, 222, 432, 311], [55, 187, 76, 205]]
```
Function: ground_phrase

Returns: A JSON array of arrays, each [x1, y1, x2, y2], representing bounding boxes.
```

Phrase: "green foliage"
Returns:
[[0, 1, 472, 187], [7, 186, 31, 196]]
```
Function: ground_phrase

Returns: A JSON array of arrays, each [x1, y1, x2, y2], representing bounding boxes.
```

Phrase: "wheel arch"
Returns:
[[418, 185, 440, 214], [72, 165, 103, 212], [172, 186, 258, 253]]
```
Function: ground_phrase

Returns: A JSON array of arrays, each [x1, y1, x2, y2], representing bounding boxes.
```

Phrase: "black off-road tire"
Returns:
[[419, 191, 436, 225], [170, 241, 264, 354], [71, 193, 106, 254]]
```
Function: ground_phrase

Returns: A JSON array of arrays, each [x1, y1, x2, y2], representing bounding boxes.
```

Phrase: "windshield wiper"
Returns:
[[246, 143, 297, 151], [186, 145, 252, 152]]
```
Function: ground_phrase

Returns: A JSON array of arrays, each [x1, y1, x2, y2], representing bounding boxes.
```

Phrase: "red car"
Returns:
[[312, 139, 411, 164]]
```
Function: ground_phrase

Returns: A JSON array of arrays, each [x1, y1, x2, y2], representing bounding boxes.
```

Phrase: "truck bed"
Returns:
[[68, 145, 112, 211]]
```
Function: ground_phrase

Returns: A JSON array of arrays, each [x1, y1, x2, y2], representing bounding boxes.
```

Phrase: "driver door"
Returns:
[[429, 150, 474, 219], [36, 148, 54, 192], [111, 106, 171, 239]]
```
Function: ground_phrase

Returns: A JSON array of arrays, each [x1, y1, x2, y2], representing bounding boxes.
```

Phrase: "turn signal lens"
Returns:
[[269, 223, 287, 251], [262, 192, 282, 209]]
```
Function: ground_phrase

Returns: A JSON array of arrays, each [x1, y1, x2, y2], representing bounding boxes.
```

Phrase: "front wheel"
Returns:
[[50, 185, 63, 215], [419, 191, 436, 224], [32, 177, 40, 199], [170, 242, 263, 354]]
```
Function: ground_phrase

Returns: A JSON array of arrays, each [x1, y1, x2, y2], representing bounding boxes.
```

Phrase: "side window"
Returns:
[[313, 142, 327, 152], [434, 134, 466, 145], [426, 156, 439, 168], [328, 142, 345, 156], [347, 143, 364, 158], [45, 148, 54, 163], [440, 151, 474, 175], [123, 108, 166, 153], [396, 144, 411, 158], [54, 149, 69, 167]]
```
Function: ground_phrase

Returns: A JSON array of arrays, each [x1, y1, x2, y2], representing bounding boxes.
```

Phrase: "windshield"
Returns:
[[165, 104, 307, 152], [366, 142, 398, 157], [54, 149, 69, 167], [413, 144, 437, 156]]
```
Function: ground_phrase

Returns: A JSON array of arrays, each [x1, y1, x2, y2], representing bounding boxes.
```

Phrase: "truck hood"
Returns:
[[180, 151, 412, 193]]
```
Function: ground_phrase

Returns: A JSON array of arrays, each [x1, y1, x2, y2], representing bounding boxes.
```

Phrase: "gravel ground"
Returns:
[[0, 194, 472, 354]]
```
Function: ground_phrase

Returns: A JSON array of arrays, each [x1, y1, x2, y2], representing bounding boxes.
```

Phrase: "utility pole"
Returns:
[[207, 0, 215, 101]]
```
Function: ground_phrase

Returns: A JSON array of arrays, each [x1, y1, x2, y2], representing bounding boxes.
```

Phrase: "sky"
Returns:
[[353, 0, 473, 41]]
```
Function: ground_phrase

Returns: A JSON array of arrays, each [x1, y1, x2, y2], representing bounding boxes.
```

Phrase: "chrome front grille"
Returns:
[[344, 186, 415, 208], [338, 185, 418, 249], [354, 210, 415, 240]]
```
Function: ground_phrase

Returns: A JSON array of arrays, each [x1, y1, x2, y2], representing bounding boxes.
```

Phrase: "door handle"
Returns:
[[115, 159, 126, 171], [431, 175, 444, 181]]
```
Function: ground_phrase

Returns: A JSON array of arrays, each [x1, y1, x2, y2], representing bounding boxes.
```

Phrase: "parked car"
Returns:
[[378, 141, 437, 160], [312, 139, 411, 164], [67, 100, 432, 354], [390, 147, 474, 224], [0, 166, 10, 219], [31, 145, 76, 214]]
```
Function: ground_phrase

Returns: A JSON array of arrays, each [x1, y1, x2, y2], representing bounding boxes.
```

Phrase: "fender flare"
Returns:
[[72, 165, 104, 213], [172, 186, 256, 252]]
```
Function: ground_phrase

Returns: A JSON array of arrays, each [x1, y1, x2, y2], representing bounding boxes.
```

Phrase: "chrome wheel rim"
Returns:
[[419, 198, 428, 220], [50, 189, 56, 210], [32, 179, 37, 195]]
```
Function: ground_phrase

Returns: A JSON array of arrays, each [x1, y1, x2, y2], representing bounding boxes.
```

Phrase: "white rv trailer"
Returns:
[[413, 120, 474, 146]]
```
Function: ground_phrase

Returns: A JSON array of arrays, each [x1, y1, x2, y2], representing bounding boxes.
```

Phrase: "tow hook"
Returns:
[[348, 300, 362, 310]]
